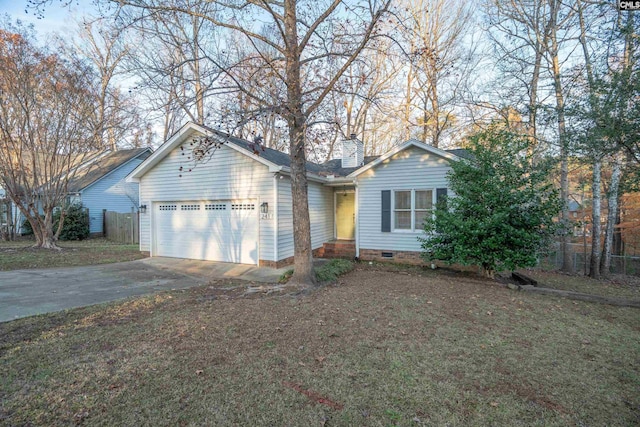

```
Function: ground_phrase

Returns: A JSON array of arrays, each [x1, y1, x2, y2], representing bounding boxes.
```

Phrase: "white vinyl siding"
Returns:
[[357, 146, 452, 252], [277, 176, 334, 261], [277, 176, 293, 258], [310, 181, 334, 249], [138, 137, 275, 261]]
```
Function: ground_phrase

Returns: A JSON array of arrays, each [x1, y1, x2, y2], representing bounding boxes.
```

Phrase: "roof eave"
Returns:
[[346, 139, 460, 178], [270, 166, 329, 183], [126, 122, 197, 182], [78, 148, 152, 191], [127, 122, 282, 183]]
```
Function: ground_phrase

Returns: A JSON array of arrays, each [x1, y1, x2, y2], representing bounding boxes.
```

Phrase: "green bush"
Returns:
[[420, 126, 561, 279], [279, 259, 354, 284], [57, 204, 89, 240], [314, 259, 354, 282], [21, 204, 89, 241], [20, 217, 35, 236], [278, 269, 294, 283]]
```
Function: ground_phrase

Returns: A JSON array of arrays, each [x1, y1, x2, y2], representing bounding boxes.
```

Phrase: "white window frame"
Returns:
[[392, 189, 435, 232]]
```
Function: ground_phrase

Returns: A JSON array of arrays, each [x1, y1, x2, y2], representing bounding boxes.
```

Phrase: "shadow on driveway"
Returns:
[[0, 257, 288, 323]]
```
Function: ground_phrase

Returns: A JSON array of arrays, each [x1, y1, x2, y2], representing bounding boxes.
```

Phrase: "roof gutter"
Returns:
[[269, 165, 331, 184]]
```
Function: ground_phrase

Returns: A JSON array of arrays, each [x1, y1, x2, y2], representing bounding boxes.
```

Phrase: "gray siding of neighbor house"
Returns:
[[138, 138, 275, 261], [81, 158, 144, 234], [357, 146, 452, 252], [277, 176, 334, 261], [0, 187, 25, 234]]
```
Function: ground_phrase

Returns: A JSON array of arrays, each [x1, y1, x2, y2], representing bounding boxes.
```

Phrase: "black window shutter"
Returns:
[[436, 188, 448, 209], [381, 190, 391, 232]]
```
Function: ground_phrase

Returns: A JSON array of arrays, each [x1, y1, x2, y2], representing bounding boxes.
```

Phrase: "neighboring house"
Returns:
[[1, 148, 152, 237], [0, 185, 26, 238], [0, 186, 15, 238], [126, 122, 465, 267], [67, 148, 152, 234]]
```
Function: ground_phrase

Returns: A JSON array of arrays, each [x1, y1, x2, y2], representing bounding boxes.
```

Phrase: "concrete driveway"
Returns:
[[0, 257, 288, 323]]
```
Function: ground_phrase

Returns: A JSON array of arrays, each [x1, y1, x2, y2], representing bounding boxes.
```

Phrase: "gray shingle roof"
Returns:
[[201, 127, 328, 175], [316, 156, 380, 177], [202, 126, 468, 178], [68, 148, 151, 192], [445, 148, 473, 160]]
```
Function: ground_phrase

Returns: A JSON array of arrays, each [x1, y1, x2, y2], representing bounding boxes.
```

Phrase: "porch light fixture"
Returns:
[[139, 204, 147, 214], [260, 202, 269, 214]]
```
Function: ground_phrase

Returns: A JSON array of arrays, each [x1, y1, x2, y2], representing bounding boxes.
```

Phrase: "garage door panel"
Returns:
[[154, 200, 258, 264]]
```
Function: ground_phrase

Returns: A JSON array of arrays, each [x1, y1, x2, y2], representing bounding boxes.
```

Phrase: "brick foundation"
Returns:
[[359, 248, 425, 265], [322, 240, 356, 259], [259, 256, 293, 268], [359, 248, 481, 272], [259, 247, 325, 268], [313, 246, 325, 258]]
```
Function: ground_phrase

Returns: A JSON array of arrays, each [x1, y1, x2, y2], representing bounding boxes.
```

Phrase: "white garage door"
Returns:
[[153, 200, 258, 264]]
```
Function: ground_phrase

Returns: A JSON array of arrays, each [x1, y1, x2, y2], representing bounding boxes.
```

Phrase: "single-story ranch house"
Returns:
[[127, 122, 466, 267]]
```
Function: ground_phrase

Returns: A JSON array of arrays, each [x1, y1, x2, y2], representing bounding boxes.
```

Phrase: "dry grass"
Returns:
[[0, 238, 146, 271], [1, 265, 638, 426], [522, 269, 640, 300]]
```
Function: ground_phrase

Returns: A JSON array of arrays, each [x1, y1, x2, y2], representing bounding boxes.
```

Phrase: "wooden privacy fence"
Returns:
[[103, 209, 139, 244]]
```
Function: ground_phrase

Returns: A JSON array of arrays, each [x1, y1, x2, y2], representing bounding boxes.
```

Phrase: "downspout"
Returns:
[[273, 173, 279, 264], [354, 178, 359, 258]]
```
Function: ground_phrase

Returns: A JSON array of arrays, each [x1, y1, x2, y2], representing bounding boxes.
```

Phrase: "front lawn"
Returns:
[[0, 238, 146, 271], [1, 267, 638, 426], [524, 269, 640, 300]]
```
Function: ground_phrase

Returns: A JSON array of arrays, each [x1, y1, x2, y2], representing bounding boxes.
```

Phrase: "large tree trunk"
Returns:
[[548, 3, 572, 273], [527, 39, 544, 158], [429, 77, 440, 148], [29, 209, 59, 249], [589, 158, 602, 279], [288, 125, 316, 285], [284, 0, 315, 286], [613, 206, 622, 256], [559, 153, 571, 272], [600, 154, 623, 277], [404, 53, 413, 141], [192, 15, 204, 124]]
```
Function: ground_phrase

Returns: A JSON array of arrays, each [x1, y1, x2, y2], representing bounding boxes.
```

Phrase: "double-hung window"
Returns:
[[393, 189, 433, 231]]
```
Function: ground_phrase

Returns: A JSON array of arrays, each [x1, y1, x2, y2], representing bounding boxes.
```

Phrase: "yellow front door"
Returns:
[[336, 192, 355, 240]]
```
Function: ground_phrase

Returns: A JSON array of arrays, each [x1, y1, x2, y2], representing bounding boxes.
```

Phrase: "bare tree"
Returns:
[[485, 0, 577, 272], [122, 1, 228, 140], [545, 0, 576, 273], [66, 18, 153, 150], [304, 40, 402, 161], [566, 0, 639, 278], [74, 19, 128, 150], [485, 0, 552, 148], [400, 0, 475, 148], [0, 23, 103, 248], [29, 0, 392, 284]]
